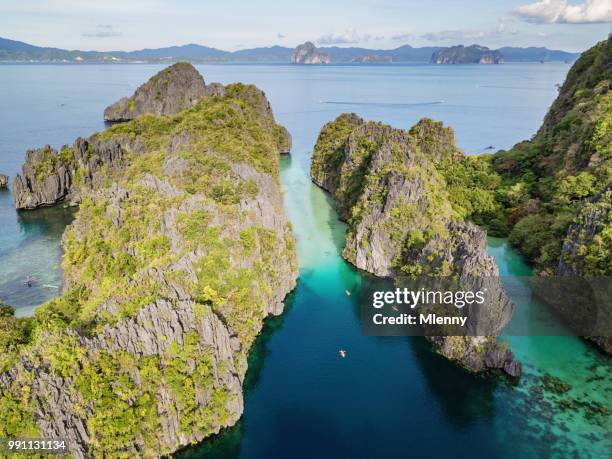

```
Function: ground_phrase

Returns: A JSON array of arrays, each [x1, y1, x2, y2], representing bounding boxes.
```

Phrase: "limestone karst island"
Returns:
[[0, 2, 610, 458]]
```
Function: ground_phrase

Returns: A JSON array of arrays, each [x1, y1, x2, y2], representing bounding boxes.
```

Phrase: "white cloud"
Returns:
[[391, 32, 413, 41], [497, 18, 520, 35], [421, 30, 490, 42], [82, 24, 121, 38], [514, 0, 612, 24], [316, 28, 371, 45]]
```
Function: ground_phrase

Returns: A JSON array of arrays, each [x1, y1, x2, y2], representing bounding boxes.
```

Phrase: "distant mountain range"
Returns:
[[0, 37, 581, 64]]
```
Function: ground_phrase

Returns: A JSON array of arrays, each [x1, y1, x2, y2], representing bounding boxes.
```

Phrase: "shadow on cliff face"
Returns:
[[408, 337, 501, 425], [16, 203, 76, 239]]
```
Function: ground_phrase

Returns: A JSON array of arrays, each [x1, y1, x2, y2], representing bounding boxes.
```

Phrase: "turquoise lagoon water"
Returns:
[[0, 63, 609, 457]]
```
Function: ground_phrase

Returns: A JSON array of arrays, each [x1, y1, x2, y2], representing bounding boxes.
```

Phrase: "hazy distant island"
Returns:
[[0, 36, 580, 64], [431, 45, 504, 64], [291, 41, 331, 64], [351, 54, 393, 64]]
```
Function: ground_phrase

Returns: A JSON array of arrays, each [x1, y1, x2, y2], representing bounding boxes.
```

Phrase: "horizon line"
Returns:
[[0, 35, 582, 55]]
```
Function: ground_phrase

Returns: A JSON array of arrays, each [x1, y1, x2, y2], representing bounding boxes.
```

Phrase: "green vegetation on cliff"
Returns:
[[0, 82, 297, 457], [491, 36, 611, 273], [311, 115, 455, 276], [311, 115, 508, 276], [559, 186, 611, 275], [310, 115, 519, 375]]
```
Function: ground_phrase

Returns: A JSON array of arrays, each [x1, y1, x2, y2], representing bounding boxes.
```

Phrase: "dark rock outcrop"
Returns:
[[431, 45, 504, 64], [13, 137, 129, 209], [291, 42, 331, 65], [13, 147, 72, 208], [103, 62, 224, 122], [311, 113, 519, 377], [0, 174, 7, 189]]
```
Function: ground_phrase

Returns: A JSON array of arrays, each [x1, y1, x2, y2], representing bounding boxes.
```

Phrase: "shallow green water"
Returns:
[[489, 238, 610, 457]]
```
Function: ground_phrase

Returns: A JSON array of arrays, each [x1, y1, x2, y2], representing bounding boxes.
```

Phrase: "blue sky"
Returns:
[[0, 0, 610, 52]]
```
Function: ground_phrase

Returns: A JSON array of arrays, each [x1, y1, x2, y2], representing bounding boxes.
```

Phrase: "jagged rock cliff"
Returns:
[[489, 36, 611, 352], [13, 66, 291, 210], [291, 42, 331, 65], [0, 174, 7, 189], [12, 137, 127, 209], [557, 186, 611, 353], [103, 62, 225, 122], [431, 45, 504, 64], [311, 114, 519, 376], [1, 75, 298, 457], [559, 185, 611, 277]]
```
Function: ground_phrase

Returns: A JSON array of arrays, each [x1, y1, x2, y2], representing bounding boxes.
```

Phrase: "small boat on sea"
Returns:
[[339, 349, 347, 358], [23, 276, 37, 287]]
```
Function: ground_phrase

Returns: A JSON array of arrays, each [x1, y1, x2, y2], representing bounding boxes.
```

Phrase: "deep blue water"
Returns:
[[0, 63, 609, 457]]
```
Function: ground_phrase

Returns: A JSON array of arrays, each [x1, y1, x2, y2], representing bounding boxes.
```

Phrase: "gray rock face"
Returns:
[[291, 42, 331, 64], [311, 114, 519, 377], [13, 136, 129, 209], [12, 146, 72, 209], [558, 185, 611, 277], [0, 174, 7, 189], [428, 335, 519, 375], [557, 185, 611, 354], [431, 45, 504, 64], [103, 62, 224, 122]]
